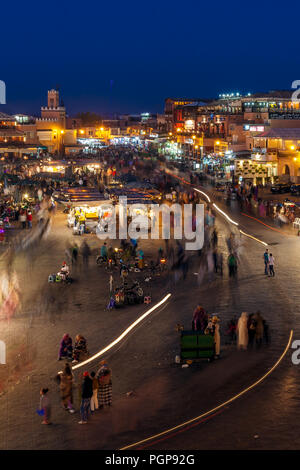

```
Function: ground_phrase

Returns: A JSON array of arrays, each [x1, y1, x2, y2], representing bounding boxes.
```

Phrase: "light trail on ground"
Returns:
[[166, 170, 275, 246], [239, 229, 268, 246], [119, 329, 293, 450], [193, 187, 211, 203], [212, 203, 239, 226], [72, 293, 172, 370], [169, 174, 270, 246], [241, 213, 291, 236]]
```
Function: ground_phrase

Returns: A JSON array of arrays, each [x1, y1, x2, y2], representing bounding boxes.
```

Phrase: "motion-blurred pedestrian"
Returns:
[[236, 312, 248, 350], [254, 311, 264, 348], [81, 240, 91, 268], [228, 253, 237, 277], [247, 314, 256, 349], [39, 388, 51, 425]]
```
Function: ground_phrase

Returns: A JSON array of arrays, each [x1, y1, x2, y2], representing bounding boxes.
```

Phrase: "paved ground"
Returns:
[[0, 172, 299, 450], [147, 176, 300, 450]]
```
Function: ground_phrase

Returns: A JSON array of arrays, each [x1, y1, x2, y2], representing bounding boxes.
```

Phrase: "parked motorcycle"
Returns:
[[48, 273, 73, 284], [114, 280, 144, 307], [96, 255, 107, 266]]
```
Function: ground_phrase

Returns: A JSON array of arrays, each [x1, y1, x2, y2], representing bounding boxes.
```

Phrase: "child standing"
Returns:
[[40, 388, 51, 425], [90, 371, 99, 412]]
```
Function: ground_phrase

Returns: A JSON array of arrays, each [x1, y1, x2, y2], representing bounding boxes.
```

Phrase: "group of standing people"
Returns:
[[19, 209, 33, 229], [39, 360, 112, 425], [192, 305, 221, 358], [78, 361, 112, 424], [235, 311, 268, 350], [65, 240, 91, 268], [190, 305, 269, 360]]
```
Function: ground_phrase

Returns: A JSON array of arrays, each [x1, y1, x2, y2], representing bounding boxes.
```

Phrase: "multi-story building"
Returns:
[[164, 98, 212, 133], [165, 90, 300, 182], [0, 112, 40, 158], [251, 128, 300, 182]]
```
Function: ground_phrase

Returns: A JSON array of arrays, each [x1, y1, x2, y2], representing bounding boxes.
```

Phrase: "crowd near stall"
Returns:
[[0, 142, 288, 428]]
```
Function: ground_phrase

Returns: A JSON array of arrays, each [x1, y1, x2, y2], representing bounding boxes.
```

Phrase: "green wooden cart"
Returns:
[[180, 331, 215, 361]]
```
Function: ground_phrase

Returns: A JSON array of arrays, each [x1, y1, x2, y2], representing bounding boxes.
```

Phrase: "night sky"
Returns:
[[1, 0, 300, 116]]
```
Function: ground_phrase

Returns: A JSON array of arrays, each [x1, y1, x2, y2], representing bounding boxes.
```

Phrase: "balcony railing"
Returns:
[[245, 107, 300, 116]]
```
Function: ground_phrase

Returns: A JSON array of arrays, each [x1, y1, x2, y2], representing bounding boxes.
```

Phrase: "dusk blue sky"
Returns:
[[1, 0, 300, 116]]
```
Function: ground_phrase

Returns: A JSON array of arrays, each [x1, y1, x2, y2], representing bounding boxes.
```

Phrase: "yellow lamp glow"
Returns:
[[290, 145, 295, 150]]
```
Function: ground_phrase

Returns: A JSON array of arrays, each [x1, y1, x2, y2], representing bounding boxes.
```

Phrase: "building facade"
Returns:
[[164, 90, 300, 182]]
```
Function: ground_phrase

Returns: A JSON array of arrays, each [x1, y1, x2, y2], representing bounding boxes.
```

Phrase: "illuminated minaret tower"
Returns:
[[47, 89, 60, 108]]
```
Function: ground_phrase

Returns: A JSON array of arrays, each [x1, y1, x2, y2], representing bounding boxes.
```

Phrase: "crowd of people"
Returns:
[[191, 305, 269, 360], [212, 179, 300, 227], [4, 148, 275, 430], [39, 359, 112, 425], [38, 331, 114, 425]]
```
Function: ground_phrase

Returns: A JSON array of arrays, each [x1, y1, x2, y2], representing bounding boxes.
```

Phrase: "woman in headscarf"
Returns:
[[96, 360, 112, 408], [72, 335, 87, 364], [58, 334, 73, 361], [192, 305, 208, 333], [236, 312, 249, 350], [58, 362, 75, 413]]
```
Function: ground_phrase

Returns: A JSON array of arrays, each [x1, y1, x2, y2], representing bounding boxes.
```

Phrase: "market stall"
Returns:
[[67, 202, 115, 234]]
